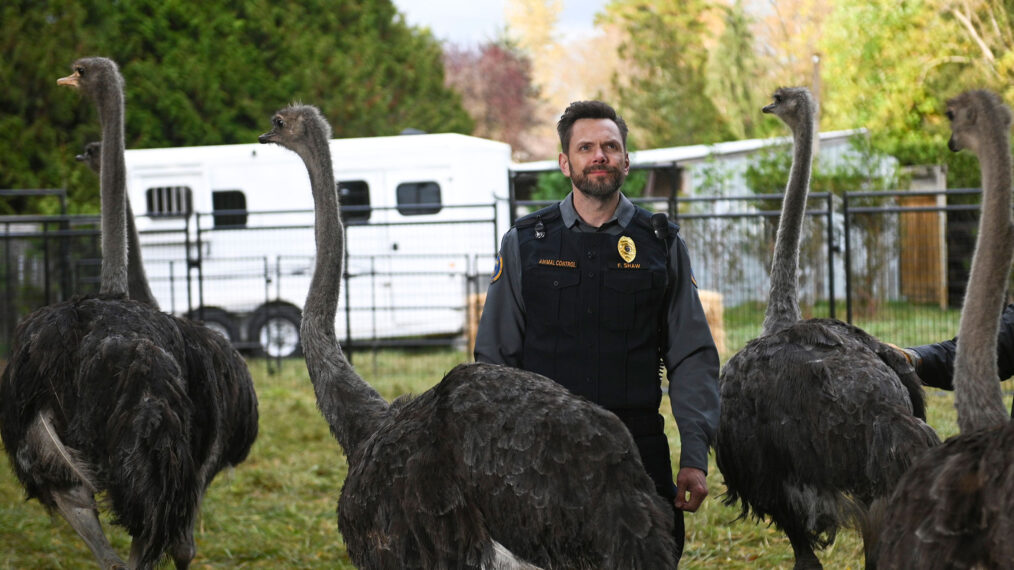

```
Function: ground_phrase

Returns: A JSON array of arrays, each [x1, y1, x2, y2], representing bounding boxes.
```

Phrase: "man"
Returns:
[[899, 303, 1014, 415], [474, 100, 721, 563]]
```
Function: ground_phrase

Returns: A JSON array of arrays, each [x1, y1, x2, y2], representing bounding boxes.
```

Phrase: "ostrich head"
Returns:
[[57, 57, 123, 103], [76, 141, 102, 173], [258, 104, 332, 159], [946, 89, 1013, 154], [762, 87, 814, 131]]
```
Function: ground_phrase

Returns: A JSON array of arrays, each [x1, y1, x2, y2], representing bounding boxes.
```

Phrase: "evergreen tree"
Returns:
[[0, 0, 473, 213]]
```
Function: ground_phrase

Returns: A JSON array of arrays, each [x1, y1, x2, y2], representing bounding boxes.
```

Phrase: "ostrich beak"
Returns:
[[57, 72, 80, 88], [762, 104, 775, 114]]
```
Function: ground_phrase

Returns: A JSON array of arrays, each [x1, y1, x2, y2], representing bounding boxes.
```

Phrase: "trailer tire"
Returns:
[[187, 307, 240, 344], [249, 303, 302, 358]]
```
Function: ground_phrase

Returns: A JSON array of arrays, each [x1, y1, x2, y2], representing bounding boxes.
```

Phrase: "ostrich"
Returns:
[[259, 103, 676, 569], [0, 57, 258, 569], [876, 89, 1014, 569], [714, 87, 940, 569], [76, 141, 159, 308]]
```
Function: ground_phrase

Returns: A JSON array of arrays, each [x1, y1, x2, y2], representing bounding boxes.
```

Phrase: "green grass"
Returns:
[[723, 300, 963, 361], [2, 342, 1010, 569]]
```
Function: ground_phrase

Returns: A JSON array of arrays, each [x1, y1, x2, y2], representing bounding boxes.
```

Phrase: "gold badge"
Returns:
[[618, 236, 636, 263]]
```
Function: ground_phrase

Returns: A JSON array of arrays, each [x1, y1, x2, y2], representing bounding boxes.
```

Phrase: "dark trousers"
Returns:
[[615, 411, 685, 565]]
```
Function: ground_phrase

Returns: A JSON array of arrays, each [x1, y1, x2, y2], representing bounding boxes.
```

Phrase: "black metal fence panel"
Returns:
[[1, 191, 988, 363]]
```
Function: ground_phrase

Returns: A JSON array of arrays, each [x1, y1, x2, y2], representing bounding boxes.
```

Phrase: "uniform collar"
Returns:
[[560, 191, 635, 231]]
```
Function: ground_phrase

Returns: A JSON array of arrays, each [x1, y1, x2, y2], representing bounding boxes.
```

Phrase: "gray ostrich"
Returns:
[[76, 141, 158, 308], [258, 103, 677, 569], [876, 89, 1014, 569], [714, 87, 940, 569], [0, 57, 258, 569]]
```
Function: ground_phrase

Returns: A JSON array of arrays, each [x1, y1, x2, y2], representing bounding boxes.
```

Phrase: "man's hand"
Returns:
[[885, 342, 922, 370], [674, 467, 708, 512]]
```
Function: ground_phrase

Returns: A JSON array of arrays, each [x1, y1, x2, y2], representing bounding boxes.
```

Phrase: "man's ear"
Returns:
[[559, 152, 571, 177]]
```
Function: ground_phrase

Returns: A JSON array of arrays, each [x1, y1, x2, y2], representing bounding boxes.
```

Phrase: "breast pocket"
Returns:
[[524, 267, 581, 327], [602, 270, 657, 330]]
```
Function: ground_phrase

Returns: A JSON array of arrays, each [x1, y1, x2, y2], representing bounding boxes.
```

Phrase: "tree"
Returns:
[[707, 0, 778, 140], [819, 0, 994, 187], [603, 0, 732, 148], [0, 0, 473, 214], [443, 41, 541, 160]]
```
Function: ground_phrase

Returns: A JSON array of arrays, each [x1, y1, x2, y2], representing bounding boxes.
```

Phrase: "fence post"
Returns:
[[843, 192, 853, 324], [669, 162, 679, 221], [3, 222, 12, 348], [184, 214, 194, 314], [826, 192, 836, 320], [42, 222, 51, 305], [196, 214, 206, 315], [343, 238, 353, 365]]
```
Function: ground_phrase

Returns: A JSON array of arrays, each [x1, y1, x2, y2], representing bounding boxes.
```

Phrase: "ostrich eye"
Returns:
[[945, 110, 954, 121], [75, 66, 85, 76], [773, 95, 782, 103], [273, 117, 285, 128]]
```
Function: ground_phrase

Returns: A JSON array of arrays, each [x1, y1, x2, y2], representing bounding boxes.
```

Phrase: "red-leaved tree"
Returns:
[[444, 41, 541, 160]]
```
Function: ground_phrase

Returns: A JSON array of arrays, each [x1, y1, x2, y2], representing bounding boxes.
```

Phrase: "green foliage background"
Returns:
[[0, 0, 473, 215]]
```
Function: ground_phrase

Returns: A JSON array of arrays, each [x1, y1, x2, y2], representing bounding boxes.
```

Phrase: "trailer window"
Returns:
[[338, 180, 371, 223], [212, 190, 247, 228], [145, 186, 192, 218], [396, 182, 441, 215]]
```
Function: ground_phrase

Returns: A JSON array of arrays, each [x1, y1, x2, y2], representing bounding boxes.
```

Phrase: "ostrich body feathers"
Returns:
[[338, 362, 674, 569], [718, 319, 938, 548], [876, 89, 1014, 569], [259, 103, 677, 569], [716, 87, 939, 569], [0, 294, 257, 567]]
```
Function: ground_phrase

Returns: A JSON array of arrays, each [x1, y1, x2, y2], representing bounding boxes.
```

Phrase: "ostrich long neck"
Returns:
[[97, 82, 128, 296], [299, 136, 389, 456], [762, 111, 814, 335], [125, 198, 158, 307], [953, 114, 1013, 432]]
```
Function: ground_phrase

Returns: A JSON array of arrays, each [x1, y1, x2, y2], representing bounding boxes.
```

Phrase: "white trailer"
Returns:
[[124, 133, 512, 357]]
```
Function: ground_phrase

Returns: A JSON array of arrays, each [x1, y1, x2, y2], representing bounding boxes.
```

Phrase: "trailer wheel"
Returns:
[[249, 303, 302, 358], [187, 307, 240, 343]]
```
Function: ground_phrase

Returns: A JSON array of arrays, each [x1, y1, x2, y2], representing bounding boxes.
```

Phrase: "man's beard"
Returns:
[[571, 164, 626, 198]]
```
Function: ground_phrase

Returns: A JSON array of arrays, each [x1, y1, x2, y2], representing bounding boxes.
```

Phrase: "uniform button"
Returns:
[[587, 271, 595, 278], [553, 280, 559, 286], [587, 251, 596, 259]]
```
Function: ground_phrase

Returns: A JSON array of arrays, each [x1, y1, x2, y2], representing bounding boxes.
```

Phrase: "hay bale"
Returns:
[[697, 289, 726, 357], [466, 292, 487, 358]]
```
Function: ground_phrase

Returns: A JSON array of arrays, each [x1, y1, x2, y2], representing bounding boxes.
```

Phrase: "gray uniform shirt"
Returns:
[[474, 191, 720, 472]]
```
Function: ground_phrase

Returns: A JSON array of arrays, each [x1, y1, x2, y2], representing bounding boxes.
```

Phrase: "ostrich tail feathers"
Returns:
[[23, 411, 98, 494]]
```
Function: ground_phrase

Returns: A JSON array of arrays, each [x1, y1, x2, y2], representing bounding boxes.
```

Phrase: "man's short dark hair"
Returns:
[[556, 101, 628, 154]]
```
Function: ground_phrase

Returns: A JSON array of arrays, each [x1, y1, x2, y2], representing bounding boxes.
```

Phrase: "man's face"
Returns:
[[559, 118, 630, 198]]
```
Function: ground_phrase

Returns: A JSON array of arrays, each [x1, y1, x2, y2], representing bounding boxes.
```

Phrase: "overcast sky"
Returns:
[[391, 0, 608, 46]]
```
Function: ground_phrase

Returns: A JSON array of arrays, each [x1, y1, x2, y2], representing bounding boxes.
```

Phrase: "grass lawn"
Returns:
[[1, 344, 1011, 568]]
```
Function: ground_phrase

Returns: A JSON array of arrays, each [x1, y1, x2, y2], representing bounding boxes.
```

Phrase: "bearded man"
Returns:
[[475, 100, 720, 565]]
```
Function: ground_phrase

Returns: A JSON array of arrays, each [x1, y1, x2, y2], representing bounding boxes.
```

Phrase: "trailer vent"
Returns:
[[338, 180, 371, 224], [396, 181, 442, 215], [145, 186, 192, 218]]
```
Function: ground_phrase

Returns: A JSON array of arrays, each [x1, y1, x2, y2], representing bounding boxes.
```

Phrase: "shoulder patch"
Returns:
[[490, 254, 503, 283]]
